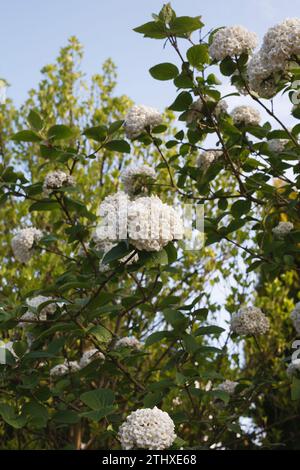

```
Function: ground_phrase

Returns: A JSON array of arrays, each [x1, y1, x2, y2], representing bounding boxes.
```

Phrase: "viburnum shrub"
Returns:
[[0, 4, 300, 450]]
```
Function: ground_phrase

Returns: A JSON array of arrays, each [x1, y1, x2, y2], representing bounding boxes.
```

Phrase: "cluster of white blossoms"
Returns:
[[18, 295, 56, 327], [11, 227, 43, 263], [272, 221, 294, 239], [121, 165, 156, 196], [196, 150, 223, 172], [118, 407, 176, 450], [127, 195, 184, 252], [209, 25, 258, 61], [216, 380, 239, 395], [246, 19, 300, 98], [286, 359, 300, 377], [124, 105, 162, 139], [114, 337, 142, 350], [43, 170, 75, 196], [231, 105, 261, 126], [50, 348, 105, 377], [268, 138, 289, 153], [50, 360, 80, 378], [290, 302, 300, 334], [79, 348, 105, 368], [231, 306, 270, 336], [186, 98, 228, 123]]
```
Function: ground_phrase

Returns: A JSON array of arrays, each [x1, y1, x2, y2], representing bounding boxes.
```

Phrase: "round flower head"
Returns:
[[272, 221, 294, 239], [268, 139, 289, 153], [43, 170, 75, 196], [118, 407, 176, 450], [231, 105, 261, 126], [247, 52, 278, 98], [287, 359, 300, 377], [79, 349, 105, 368], [11, 227, 43, 263], [124, 105, 162, 139], [291, 302, 300, 334], [196, 150, 223, 172], [127, 195, 184, 252], [96, 191, 129, 243], [121, 165, 156, 196], [114, 337, 142, 351], [216, 380, 239, 395], [260, 18, 300, 71], [209, 25, 258, 61], [231, 306, 270, 336]]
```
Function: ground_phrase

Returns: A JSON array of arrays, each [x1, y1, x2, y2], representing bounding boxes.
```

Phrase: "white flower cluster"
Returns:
[[124, 105, 162, 139], [290, 302, 300, 334], [268, 138, 289, 153], [18, 295, 56, 327], [114, 337, 142, 350], [11, 227, 43, 263], [79, 348, 105, 368], [231, 306, 270, 335], [287, 359, 300, 377], [231, 105, 261, 126], [121, 165, 156, 196], [209, 25, 258, 61], [127, 196, 184, 252], [186, 98, 228, 123], [43, 170, 75, 196], [50, 348, 105, 377], [246, 19, 300, 98], [216, 380, 239, 395], [96, 191, 129, 242], [118, 407, 176, 450], [272, 221, 294, 239], [196, 150, 223, 172]]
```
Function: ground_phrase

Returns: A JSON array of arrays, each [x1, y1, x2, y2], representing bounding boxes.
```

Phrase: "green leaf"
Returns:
[[47, 125, 77, 141], [133, 21, 167, 39], [52, 410, 80, 424], [83, 125, 107, 142], [102, 242, 130, 264], [80, 407, 115, 421], [29, 200, 60, 212], [80, 388, 115, 410], [0, 404, 27, 429], [186, 44, 209, 68], [145, 331, 169, 346], [169, 16, 203, 35], [104, 140, 130, 153], [169, 91, 193, 111], [108, 120, 124, 135], [291, 377, 300, 400], [149, 63, 179, 81], [22, 401, 48, 428], [220, 57, 237, 76], [195, 325, 225, 336], [11, 130, 42, 142], [231, 199, 251, 218], [27, 110, 43, 131], [88, 325, 112, 343]]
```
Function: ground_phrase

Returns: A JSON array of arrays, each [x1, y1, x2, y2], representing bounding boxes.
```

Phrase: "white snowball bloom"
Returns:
[[216, 380, 239, 395], [196, 150, 223, 172], [290, 302, 300, 334], [268, 139, 289, 153], [231, 306, 270, 335], [287, 359, 300, 377], [272, 221, 294, 239], [50, 360, 80, 378], [118, 407, 176, 450], [186, 98, 228, 123], [247, 52, 278, 98], [124, 105, 162, 139], [260, 18, 300, 71], [231, 105, 261, 126], [95, 191, 129, 243], [121, 165, 156, 196], [11, 227, 43, 263], [43, 170, 75, 196], [209, 25, 258, 61], [79, 349, 105, 368], [127, 195, 184, 252], [114, 337, 142, 350]]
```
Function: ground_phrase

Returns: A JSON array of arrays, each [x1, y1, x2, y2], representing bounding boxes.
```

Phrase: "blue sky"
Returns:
[[1, 0, 300, 109]]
